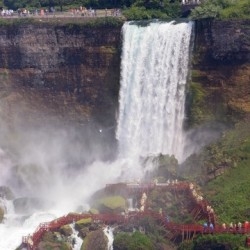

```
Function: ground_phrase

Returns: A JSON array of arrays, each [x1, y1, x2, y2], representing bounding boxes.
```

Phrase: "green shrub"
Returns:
[[190, 0, 250, 20], [190, 3, 222, 19], [186, 82, 212, 126], [193, 234, 247, 249], [220, 0, 250, 19], [113, 231, 154, 250], [123, 6, 152, 20]]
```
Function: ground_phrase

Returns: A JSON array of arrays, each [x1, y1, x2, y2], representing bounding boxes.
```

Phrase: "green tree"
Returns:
[[190, 0, 250, 20], [133, 0, 163, 9]]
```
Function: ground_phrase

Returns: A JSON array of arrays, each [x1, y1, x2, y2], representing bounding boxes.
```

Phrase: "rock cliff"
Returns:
[[0, 19, 249, 135], [189, 19, 250, 126], [0, 20, 122, 129]]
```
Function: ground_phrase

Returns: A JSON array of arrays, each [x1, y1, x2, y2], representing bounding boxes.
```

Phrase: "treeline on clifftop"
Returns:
[[1, 0, 249, 20]]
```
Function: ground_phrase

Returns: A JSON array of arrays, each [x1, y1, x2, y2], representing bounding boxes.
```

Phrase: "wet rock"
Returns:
[[60, 224, 73, 237], [13, 197, 46, 214], [81, 229, 108, 250], [75, 217, 92, 231], [0, 206, 4, 223], [0, 186, 15, 200], [78, 227, 89, 239]]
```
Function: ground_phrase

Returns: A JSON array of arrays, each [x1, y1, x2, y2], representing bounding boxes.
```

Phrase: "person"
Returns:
[[209, 222, 214, 232], [159, 208, 162, 216], [244, 221, 249, 232], [165, 215, 170, 223], [203, 222, 208, 232]]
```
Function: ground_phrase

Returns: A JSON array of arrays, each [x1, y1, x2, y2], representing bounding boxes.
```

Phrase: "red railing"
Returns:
[[22, 182, 250, 249]]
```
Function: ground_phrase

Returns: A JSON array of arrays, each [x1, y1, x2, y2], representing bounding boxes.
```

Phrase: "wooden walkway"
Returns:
[[22, 181, 250, 250]]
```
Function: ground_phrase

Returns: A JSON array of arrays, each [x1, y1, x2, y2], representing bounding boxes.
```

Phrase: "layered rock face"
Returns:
[[0, 19, 249, 132], [192, 19, 250, 123], [0, 22, 122, 128]]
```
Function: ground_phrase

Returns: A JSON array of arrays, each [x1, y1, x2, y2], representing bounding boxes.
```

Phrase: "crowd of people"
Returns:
[[0, 6, 121, 18], [203, 220, 250, 233], [0, 8, 14, 16]]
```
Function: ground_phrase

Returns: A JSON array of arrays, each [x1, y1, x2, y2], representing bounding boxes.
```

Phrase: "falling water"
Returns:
[[116, 21, 193, 162]]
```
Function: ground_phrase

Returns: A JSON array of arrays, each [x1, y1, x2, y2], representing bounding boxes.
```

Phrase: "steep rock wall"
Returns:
[[0, 19, 249, 131], [183, 19, 250, 183], [189, 19, 250, 126], [0, 22, 122, 129]]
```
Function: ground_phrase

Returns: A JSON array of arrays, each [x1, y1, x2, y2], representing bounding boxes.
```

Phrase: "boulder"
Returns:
[[60, 224, 73, 237], [75, 217, 92, 231], [81, 229, 108, 250], [0, 186, 14, 200], [78, 227, 89, 239], [96, 195, 126, 213], [0, 206, 4, 223]]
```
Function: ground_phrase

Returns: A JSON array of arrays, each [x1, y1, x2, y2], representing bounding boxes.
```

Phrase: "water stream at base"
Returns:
[[104, 226, 114, 250]]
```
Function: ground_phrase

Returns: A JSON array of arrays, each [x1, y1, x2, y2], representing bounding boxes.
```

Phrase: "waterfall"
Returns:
[[116, 21, 193, 162], [0, 20, 193, 249]]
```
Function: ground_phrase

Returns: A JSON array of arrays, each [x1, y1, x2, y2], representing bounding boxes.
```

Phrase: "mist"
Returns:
[[182, 122, 228, 162], [0, 102, 123, 212]]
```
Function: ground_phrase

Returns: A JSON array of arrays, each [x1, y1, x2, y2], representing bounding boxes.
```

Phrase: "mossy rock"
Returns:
[[89, 208, 99, 214], [37, 241, 71, 250], [60, 224, 73, 237], [81, 229, 108, 250], [89, 223, 100, 231], [78, 227, 89, 239], [0, 206, 4, 223], [96, 195, 126, 213], [38, 231, 71, 250], [75, 217, 92, 231]]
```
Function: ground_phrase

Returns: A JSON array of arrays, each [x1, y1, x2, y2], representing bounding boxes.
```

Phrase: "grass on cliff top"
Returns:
[[203, 119, 250, 223]]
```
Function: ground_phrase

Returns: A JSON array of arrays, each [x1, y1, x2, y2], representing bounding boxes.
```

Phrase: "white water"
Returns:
[[71, 223, 83, 250], [117, 21, 193, 162], [0, 21, 193, 249], [104, 226, 114, 250]]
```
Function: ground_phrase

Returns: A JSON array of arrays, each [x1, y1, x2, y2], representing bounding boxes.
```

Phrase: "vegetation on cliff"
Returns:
[[178, 234, 248, 250], [0, 15, 124, 27], [190, 0, 250, 20], [113, 231, 153, 250], [180, 118, 250, 222], [2, 0, 249, 20], [122, 0, 181, 20]]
